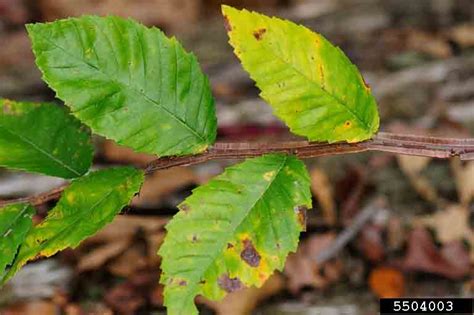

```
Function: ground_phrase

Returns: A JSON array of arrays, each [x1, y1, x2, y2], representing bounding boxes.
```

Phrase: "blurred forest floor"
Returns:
[[0, 0, 473, 314]]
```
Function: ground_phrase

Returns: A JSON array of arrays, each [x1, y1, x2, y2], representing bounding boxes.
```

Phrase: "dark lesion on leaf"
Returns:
[[1, 99, 14, 114], [253, 28, 267, 41], [218, 274, 243, 293], [223, 15, 232, 32], [319, 64, 325, 89], [179, 280, 187, 286], [361, 75, 371, 91], [179, 203, 191, 213], [227, 243, 234, 249], [240, 239, 261, 267], [294, 205, 308, 231], [344, 120, 352, 128]]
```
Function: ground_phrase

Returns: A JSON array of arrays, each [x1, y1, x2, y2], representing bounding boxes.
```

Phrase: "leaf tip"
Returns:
[[221, 5, 236, 32]]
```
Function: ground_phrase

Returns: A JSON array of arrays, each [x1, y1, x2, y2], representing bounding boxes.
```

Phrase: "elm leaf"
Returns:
[[223, 5, 380, 143], [0, 203, 35, 279], [0, 99, 93, 178], [27, 16, 217, 157], [1, 167, 144, 284], [159, 154, 312, 315]]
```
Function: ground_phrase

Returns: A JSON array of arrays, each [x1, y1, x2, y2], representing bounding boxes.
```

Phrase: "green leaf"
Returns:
[[27, 16, 217, 157], [0, 203, 35, 278], [0, 99, 93, 178], [222, 6, 379, 143], [1, 167, 144, 284], [159, 154, 312, 315]]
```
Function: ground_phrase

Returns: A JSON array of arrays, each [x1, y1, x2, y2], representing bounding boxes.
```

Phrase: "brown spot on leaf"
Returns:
[[240, 239, 261, 267], [361, 75, 371, 91], [294, 205, 308, 231], [180, 203, 190, 213], [344, 121, 352, 128], [227, 243, 234, 249], [224, 15, 232, 32], [218, 274, 243, 293], [253, 28, 267, 40], [319, 64, 325, 89], [192, 235, 198, 243], [179, 280, 187, 286], [2, 99, 16, 115]]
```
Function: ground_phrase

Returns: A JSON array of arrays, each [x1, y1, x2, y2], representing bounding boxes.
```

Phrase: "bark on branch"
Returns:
[[145, 131, 474, 172], [1, 132, 473, 207]]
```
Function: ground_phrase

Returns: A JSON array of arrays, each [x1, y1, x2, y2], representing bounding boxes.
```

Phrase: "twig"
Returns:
[[0, 184, 68, 207], [1, 132, 473, 207], [145, 131, 474, 173]]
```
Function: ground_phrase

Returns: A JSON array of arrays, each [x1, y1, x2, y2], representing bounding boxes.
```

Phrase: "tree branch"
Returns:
[[0, 184, 68, 207], [1, 132, 473, 207], [145, 131, 474, 173]]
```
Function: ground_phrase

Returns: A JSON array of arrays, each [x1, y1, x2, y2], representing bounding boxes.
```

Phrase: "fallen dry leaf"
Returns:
[[85, 215, 168, 243], [200, 274, 284, 315], [440, 241, 471, 274], [419, 204, 471, 245], [369, 266, 405, 298], [339, 167, 368, 225], [2, 300, 59, 315], [77, 239, 131, 272], [101, 140, 156, 167], [400, 227, 470, 279], [105, 269, 157, 314], [150, 285, 164, 307], [406, 29, 452, 59], [65, 303, 113, 315], [0, 0, 29, 25], [284, 233, 337, 293], [397, 155, 439, 204], [77, 216, 168, 275], [38, 0, 201, 33], [397, 155, 431, 174], [105, 282, 146, 315], [357, 224, 385, 262], [451, 160, 474, 206], [311, 167, 336, 225], [147, 232, 166, 265], [108, 245, 149, 278], [448, 23, 474, 48]]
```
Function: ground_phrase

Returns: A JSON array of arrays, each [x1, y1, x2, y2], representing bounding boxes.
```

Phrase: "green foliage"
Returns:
[[159, 154, 312, 315], [222, 5, 379, 143], [0, 6, 387, 313], [27, 15, 217, 157], [1, 167, 144, 283], [0, 99, 93, 178], [0, 203, 35, 279]]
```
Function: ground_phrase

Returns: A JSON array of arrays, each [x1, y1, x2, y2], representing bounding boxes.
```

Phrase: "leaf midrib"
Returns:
[[0, 123, 81, 177], [243, 34, 373, 131], [33, 28, 207, 144], [0, 204, 31, 237], [0, 204, 33, 280], [33, 189, 116, 255], [13, 175, 127, 268], [174, 156, 288, 314]]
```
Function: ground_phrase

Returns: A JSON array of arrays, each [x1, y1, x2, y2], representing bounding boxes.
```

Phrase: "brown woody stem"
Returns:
[[145, 131, 474, 173], [1, 132, 473, 207]]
